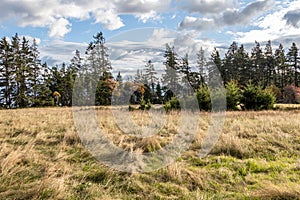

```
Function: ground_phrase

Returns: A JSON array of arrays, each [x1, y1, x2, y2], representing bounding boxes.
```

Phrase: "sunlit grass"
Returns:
[[0, 107, 300, 199], [274, 103, 300, 110]]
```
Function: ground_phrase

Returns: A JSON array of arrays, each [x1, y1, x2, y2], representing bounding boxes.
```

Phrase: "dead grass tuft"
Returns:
[[252, 182, 300, 199]]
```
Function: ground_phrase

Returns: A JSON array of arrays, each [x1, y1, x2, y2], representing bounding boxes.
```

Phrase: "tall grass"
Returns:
[[0, 107, 300, 199]]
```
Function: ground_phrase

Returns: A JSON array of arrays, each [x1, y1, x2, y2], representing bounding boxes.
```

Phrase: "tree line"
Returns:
[[0, 32, 299, 109], [214, 41, 300, 91]]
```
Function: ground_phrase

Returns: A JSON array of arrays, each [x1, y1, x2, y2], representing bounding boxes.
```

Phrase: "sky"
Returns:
[[1, 0, 300, 77]]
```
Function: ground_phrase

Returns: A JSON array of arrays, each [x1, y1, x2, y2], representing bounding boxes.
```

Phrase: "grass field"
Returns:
[[274, 104, 300, 110], [1, 107, 300, 199]]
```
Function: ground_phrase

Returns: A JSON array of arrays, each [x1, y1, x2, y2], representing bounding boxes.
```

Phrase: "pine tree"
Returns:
[[116, 71, 123, 85], [134, 69, 143, 83], [264, 40, 275, 87], [144, 60, 158, 91], [27, 38, 42, 106], [211, 48, 222, 84], [48, 66, 63, 103], [85, 32, 111, 77], [287, 42, 299, 86], [36, 62, 53, 106], [0, 37, 13, 108], [235, 44, 250, 86], [81, 32, 112, 105], [155, 81, 163, 104], [180, 53, 190, 81], [223, 42, 238, 82], [197, 47, 206, 84], [180, 53, 194, 95], [13, 35, 33, 108], [162, 44, 180, 100], [274, 44, 287, 89], [250, 41, 264, 85], [70, 50, 82, 71]]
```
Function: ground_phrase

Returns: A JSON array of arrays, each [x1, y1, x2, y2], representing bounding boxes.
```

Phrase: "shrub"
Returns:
[[283, 85, 300, 104], [266, 85, 282, 103], [241, 83, 276, 110], [139, 97, 151, 110], [225, 81, 241, 110], [210, 87, 227, 111], [195, 85, 211, 111], [258, 89, 276, 110], [180, 96, 198, 110], [164, 97, 180, 112]]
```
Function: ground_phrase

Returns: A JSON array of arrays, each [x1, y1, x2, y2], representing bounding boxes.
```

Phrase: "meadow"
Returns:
[[0, 107, 300, 199]]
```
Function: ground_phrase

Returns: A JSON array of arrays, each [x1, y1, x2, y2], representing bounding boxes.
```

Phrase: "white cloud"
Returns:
[[40, 40, 87, 66], [177, 0, 238, 15], [221, 0, 275, 25], [115, 0, 170, 14], [107, 28, 222, 77], [136, 10, 161, 23], [48, 18, 72, 38], [93, 9, 124, 30], [179, 16, 215, 31], [284, 9, 300, 27], [236, 0, 300, 44], [0, 0, 170, 38], [178, 0, 275, 31], [148, 28, 175, 45]]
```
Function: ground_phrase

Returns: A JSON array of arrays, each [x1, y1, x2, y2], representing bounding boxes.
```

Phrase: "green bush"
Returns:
[[180, 96, 198, 110], [241, 83, 276, 110], [139, 98, 151, 110], [211, 87, 226, 111], [164, 97, 180, 112], [195, 85, 211, 111], [225, 81, 241, 110], [258, 89, 276, 110], [266, 85, 282, 103]]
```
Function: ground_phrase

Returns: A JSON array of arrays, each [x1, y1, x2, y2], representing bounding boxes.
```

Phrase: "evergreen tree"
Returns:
[[211, 48, 222, 84], [96, 71, 115, 105], [180, 53, 192, 94], [116, 71, 123, 85], [27, 38, 42, 106], [250, 41, 264, 85], [155, 81, 163, 104], [144, 60, 158, 91], [162, 44, 180, 100], [264, 40, 275, 87], [235, 44, 250, 86], [134, 69, 143, 83], [197, 47, 206, 84], [274, 44, 287, 89], [81, 32, 113, 105], [223, 41, 238, 82], [13, 35, 33, 107], [48, 65, 63, 104], [0, 37, 13, 108], [286, 42, 299, 86], [35, 62, 53, 106], [85, 32, 111, 76], [70, 50, 82, 71]]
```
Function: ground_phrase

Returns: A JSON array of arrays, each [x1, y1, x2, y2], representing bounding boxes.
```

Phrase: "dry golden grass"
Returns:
[[0, 107, 300, 199], [274, 103, 300, 110]]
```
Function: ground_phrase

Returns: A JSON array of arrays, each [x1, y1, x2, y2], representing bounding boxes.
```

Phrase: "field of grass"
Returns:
[[1, 107, 300, 199], [274, 104, 300, 110]]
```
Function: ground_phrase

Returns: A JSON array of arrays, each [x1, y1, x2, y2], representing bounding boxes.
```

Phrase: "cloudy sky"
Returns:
[[1, 0, 300, 76]]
